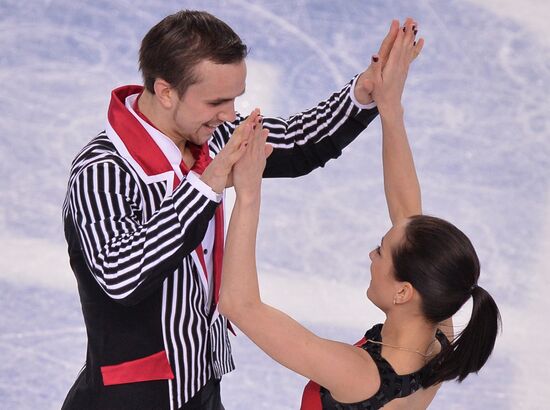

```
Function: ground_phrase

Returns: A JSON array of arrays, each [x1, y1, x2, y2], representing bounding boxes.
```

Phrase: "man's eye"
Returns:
[[376, 246, 381, 254]]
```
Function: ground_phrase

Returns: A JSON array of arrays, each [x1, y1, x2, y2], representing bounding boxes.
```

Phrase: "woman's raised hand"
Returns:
[[232, 112, 273, 199], [201, 109, 261, 193], [370, 18, 424, 113]]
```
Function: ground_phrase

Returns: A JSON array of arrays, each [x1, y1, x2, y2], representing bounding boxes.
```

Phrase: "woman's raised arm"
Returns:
[[218, 116, 385, 402], [371, 18, 424, 224]]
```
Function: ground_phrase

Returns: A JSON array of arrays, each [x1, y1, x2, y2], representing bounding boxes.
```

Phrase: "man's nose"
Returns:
[[218, 103, 237, 123]]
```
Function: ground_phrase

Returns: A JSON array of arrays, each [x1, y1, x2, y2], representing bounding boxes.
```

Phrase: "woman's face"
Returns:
[[367, 222, 407, 311]]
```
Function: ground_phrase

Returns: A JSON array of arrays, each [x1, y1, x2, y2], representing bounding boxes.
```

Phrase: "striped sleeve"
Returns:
[[68, 159, 218, 305], [208, 77, 379, 177]]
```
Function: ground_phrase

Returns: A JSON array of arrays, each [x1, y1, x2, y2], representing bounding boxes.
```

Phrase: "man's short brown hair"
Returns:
[[139, 10, 248, 97]]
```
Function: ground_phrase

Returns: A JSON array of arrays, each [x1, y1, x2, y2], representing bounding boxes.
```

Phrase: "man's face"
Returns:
[[169, 59, 246, 146]]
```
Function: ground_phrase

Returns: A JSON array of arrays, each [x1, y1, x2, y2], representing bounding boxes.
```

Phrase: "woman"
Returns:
[[219, 18, 501, 409]]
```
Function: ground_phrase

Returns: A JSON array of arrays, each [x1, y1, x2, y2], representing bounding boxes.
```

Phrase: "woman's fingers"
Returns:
[[386, 18, 411, 68], [232, 112, 269, 193], [395, 18, 417, 52], [237, 115, 270, 174], [396, 18, 423, 64], [250, 116, 270, 157], [224, 109, 261, 168], [232, 109, 257, 145], [404, 18, 423, 61], [411, 37, 425, 61]]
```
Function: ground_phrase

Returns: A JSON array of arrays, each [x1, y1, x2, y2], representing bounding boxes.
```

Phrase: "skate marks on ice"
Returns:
[[0, 0, 549, 409]]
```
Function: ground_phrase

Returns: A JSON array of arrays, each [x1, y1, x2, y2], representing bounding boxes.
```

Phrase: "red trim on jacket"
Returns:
[[101, 350, 174, 386], [213, 202, 224, 305], [108, 86, 173, 177]]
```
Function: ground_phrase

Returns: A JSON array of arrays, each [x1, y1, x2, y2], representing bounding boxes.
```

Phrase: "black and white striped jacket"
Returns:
[[61, 78, 378, 410]]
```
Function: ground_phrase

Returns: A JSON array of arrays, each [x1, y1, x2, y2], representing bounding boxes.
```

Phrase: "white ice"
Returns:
[[1, 0, 549, 409]]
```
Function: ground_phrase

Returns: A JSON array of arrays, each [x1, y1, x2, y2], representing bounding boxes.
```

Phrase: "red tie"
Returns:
[[177, 145, 224, 302]]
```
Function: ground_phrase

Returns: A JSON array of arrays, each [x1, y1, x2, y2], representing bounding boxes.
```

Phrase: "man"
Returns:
[[62, 9, 398, 410]]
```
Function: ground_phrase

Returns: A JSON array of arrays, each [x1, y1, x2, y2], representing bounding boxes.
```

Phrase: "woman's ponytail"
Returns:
[[423, 285, 502, 386]]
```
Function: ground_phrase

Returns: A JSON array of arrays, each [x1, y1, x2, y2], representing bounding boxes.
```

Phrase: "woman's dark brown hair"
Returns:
[[392, 215, 501, 386]]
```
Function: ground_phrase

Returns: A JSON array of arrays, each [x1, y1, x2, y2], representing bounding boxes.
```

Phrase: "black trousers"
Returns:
[[62, 372, 223, 410], [179, 378, 224, 410]]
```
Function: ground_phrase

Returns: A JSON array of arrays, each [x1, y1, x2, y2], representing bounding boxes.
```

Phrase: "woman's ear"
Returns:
[[394, 282, 414, 304]]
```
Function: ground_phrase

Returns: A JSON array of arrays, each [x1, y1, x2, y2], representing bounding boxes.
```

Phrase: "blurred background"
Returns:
[[1, 0, 549, 408]]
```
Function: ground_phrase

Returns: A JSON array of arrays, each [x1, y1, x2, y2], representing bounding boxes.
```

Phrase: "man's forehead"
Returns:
[[193, 59, 246, 81], [190, 59, 247, 97]]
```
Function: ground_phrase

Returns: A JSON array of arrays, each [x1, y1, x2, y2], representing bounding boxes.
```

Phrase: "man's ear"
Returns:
[[153, 78, 175, 109]]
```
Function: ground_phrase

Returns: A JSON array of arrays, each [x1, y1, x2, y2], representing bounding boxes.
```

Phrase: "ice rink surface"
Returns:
[[1, 0, 549, 408]]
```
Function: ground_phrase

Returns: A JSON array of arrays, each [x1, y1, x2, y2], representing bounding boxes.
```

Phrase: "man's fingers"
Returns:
[[247, 124, 270, 163], [250, 122, 267, 155], [264, 143, 274, 159], [261, 128, 269, 143], [371, 53, 383, 83], [360, 76, 374, 96], [226, 123, 253, 165], [253, 116, 265, 140], [235, 122, 252, 144]]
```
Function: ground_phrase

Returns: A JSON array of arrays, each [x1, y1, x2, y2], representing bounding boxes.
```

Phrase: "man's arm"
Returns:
[[67, 156, 218, 306], [208, 80, 377, 178], [209, 21, 401, 179], [66, 115, 256, 305], [261, 79, 378, 178]]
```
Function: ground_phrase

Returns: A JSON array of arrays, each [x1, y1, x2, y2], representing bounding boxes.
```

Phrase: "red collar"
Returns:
[[130, 92, 211, 175]]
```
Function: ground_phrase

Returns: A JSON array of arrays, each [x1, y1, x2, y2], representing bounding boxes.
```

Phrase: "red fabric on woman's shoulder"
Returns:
[[301, 380, 323, 410], [300, 335, 368, 409]]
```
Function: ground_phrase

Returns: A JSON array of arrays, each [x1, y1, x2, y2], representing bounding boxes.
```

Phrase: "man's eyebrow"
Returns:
[[207, 88, 246, 104], [381, 236, 385, 248]]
